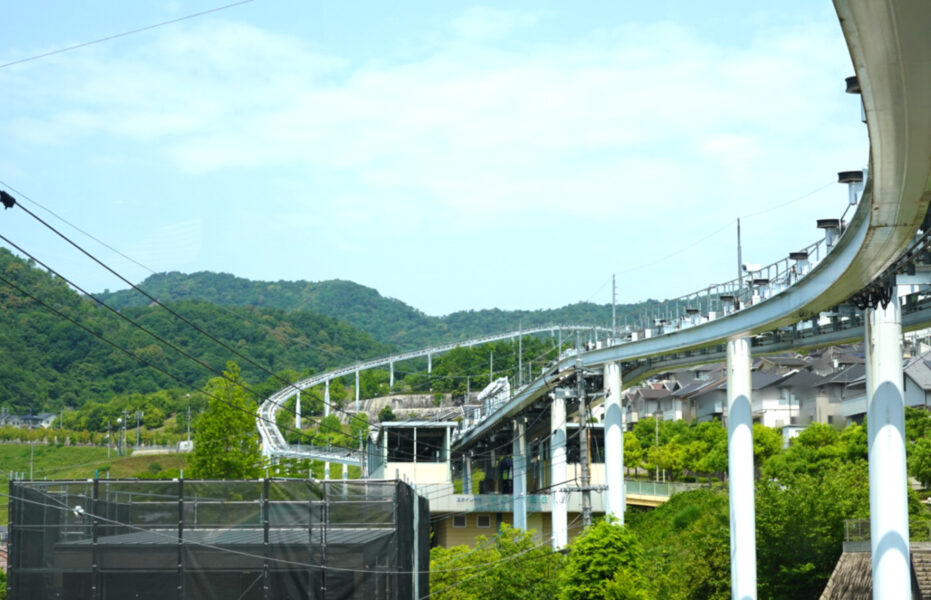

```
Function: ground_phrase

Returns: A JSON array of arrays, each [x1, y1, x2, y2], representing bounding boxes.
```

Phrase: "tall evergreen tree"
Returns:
[[189, 362, 263, 479]]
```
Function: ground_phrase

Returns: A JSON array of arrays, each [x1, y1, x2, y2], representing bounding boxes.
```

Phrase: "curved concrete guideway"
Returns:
[[257, 325, 614, 462]]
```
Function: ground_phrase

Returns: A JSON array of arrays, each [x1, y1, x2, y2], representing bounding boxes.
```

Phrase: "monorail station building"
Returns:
[[365, 419, 675, 549]]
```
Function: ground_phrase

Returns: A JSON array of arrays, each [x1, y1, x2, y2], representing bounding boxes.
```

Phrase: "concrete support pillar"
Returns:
[[389, 362, 394, 390], [355, 369, 360, 410], [464, 452, 473, 495], [427, 353, 432, 374], [513, 418, 527, 531], [295, 389, 301, 430], [604, 362, 625, 523], [412, 485, 420, 600], [382, 428, 388, 465], [551, 393, 568, 550], [324, 462, 330, 480], [342, 463, 348, 480], [443, 427, 451, 463], [726, 337, 756, 600], [324, 380, 330, 418], [865, 299, 911, 600]]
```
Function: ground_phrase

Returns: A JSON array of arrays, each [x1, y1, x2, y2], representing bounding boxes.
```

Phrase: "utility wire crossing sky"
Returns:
[[0, 1, 867, 315]]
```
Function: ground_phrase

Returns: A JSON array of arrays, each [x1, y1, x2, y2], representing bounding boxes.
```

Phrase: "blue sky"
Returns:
[[0, 1, 866, 316]]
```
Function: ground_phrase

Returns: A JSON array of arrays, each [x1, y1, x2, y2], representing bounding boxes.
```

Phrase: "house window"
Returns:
[[476, 515, 491, 528], [452, 515, 467, 528]]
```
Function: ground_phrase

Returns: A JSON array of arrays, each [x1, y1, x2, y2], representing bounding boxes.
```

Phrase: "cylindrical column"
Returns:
[[443, 427, 451, 464], [412, 485, 421, 600], [865, 299, 911, 600], [551, 393, 568, 550], [427, 353, 432, 374], [464, 452, 473, 495], [726, 337, 757, 600], [324, 380, 330, 418], [604, 362, 625, 523], [513, 418, 527, 530], [389, 362, 394, 390], [295, 389, 301, 430], [355, 370, 360, 410], [382, 428, 388, 466]]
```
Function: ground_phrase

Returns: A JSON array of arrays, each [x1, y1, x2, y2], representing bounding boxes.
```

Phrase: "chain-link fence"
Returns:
[[7, 478, 429, 599]]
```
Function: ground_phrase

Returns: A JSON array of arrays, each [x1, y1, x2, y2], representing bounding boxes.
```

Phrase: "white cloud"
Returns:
[[0, 9, 866, 311]]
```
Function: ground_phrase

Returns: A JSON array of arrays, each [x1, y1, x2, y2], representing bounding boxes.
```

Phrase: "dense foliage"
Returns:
[[0, 248, 392, 415], [560, 517, 648, 600], [430, 525, 564, 600], [432, 413, 931, 600], [95, 270, 660, 349], [189, 362, 263, 479]]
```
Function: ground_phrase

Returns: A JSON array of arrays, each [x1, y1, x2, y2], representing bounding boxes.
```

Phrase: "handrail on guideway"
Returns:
[[261, 0, 931, 462], [453, 0, 931, 451], [256, 325, 613, 458]]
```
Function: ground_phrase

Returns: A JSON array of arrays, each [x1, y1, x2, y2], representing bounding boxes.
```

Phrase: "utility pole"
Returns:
[[577, 357, 592, 529], [737, 219, 744, 307], [136, 410, 143, 448], [612, 274, 617, 339], [489, 351, 494, 383], [187, 405, 192, 442], [107, 421, 111, 459], [518, 320, 523, 387]]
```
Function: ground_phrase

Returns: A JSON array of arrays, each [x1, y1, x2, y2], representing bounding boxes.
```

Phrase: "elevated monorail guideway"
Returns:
[[453, 0, 931, 454], [256, 325, 613, 463]]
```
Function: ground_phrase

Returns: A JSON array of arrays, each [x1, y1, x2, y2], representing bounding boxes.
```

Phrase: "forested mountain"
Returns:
[[97, 272, 438, 346], [0, 249, 392, 414], [97, 271, 658, 348]]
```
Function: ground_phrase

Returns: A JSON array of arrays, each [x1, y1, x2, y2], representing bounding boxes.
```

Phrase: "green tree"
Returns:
[[189, 362, 263, 479], [755, 461, 869, 599], [753, 424, 783, 475], [430, 525, 562, 600], [379, 405, 397, 422], [906, 407, 931, 443], [647, 439, 685, 479], [633, 490, 730, 600], [909, 436, 931, 488], [623, 432, 643, 475], [560, 517, 645, 600], [687, 420, 727, 480], [349, 412, 369, 446], [143, 405, 165, 429]]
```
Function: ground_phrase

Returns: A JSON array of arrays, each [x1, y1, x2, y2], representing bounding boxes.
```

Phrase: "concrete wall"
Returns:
[[433, 511, 586, 548], [386, 461, 450, 484]]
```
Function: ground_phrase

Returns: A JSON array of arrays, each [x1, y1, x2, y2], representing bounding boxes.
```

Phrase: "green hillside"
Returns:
[[96, 271, 658, 348], [0, 249, 392, 414]]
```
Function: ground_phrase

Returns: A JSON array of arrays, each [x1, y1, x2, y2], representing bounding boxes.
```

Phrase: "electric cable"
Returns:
[[1, 193, 450, 458], [0, 0, 257, 70], [4, 188, 563, 457], [0, 236, 384, 458], [0, 272, 383, 463]]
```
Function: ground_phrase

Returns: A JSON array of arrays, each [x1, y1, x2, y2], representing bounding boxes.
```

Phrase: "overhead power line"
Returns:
[[0, 0, 257, 70]]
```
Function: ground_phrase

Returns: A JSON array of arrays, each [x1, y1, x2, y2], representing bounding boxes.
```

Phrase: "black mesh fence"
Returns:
[[7, 478, 429, 600]]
